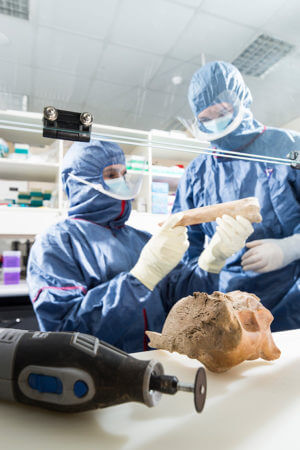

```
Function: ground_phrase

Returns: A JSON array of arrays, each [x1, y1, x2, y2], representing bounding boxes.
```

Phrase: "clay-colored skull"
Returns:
[[146, 291, 281, 373]]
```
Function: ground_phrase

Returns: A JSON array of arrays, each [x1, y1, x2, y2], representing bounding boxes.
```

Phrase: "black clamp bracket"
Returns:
[[43, 106, 93, 142], [287, 151, 300, 170]]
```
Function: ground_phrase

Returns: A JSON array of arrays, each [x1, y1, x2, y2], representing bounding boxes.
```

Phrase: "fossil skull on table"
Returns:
[[146, 291, 281, 373]]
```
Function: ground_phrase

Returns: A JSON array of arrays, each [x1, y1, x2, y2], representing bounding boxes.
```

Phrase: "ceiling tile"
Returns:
[[190, 53, 218, 67], [38, 0, 118, 40], [244, 54, 300, 127], [32, 68, 89, 105], [250, 84, 300, 128], [29, 96, 83, 114], [121, 111, 164, 131], [169, 11, 257, 62], [0, 62, 32, 95], [200, 0, 286, 28], [263, 0, 300, 46], [128, 87, 186, 119], [97, 44, 163, 87], [34, 27, 103, 76], [83, 79, 132, 110], [175, 101, 194, 121], [0, 15, 34, 65], [110, 0, 194, 55], [86, 87, 142, 117], [167, 0, 204, 7], [148, 58, 200, 93]]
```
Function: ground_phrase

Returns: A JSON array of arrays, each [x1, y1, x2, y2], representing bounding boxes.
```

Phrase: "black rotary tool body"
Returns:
[[0, 328, 206, 413]]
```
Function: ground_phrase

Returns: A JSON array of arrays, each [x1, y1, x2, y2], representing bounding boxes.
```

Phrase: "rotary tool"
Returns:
[[0, 328, 206, 413]]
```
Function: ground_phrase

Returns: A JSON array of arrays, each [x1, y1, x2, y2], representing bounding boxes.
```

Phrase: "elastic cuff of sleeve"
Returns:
[[130, 266, 161, 291]]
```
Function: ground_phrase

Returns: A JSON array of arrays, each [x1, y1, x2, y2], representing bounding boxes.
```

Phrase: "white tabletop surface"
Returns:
[[0, 281, 28, 297], [0, 329, 299, 450]]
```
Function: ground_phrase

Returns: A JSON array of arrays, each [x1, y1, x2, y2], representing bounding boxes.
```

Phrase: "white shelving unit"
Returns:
[[0, 281, 28, 298], [0, 110, 210, 237], [0, 159, 60, 182]]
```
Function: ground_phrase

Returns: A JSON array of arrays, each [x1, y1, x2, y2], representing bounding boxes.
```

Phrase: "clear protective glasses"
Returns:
[[68, 157, 146, 201]]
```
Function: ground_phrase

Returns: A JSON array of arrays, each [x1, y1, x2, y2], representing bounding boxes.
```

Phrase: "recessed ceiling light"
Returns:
[[171, 75, 183, 85], [0, 0, 29, 20], [0, 31, 9, 45], [232, 34, 294, 77]]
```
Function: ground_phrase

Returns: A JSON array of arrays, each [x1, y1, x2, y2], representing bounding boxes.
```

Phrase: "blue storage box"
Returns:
[[151, 182, 169, 193], [152, 192, 168, 214]]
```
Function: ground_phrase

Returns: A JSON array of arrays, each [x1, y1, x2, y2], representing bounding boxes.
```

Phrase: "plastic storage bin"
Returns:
[[2, 250, 21, 285], [3, 268, 21, 285], [152, 182, 169, 214], [3, 251, 21, 268]]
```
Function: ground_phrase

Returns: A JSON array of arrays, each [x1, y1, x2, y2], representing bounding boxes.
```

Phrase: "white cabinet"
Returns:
[[0, 110, 210, 236]]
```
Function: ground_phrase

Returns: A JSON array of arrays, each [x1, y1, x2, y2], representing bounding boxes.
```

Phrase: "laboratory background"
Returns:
[[0, 1, 299, 450]]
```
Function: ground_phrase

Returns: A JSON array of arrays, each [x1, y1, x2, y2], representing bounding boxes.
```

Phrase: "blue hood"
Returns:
[[188, 61, 265, 151], [61, 140, 131, 228]]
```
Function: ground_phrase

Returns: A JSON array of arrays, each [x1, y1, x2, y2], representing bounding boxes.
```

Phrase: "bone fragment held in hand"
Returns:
[[160, 197, 262, 227]]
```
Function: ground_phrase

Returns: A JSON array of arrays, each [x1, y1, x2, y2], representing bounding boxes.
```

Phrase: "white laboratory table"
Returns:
[[0, 329, 299, 450]]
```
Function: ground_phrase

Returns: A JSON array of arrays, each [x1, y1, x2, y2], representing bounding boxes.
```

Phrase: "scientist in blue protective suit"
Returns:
[[172, 61, 300, 332], [28, 139, 247, 353]]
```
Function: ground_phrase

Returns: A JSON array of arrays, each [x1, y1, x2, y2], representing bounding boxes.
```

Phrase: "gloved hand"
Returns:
[[241, 234, 300, 273], [198, 215, 254, 273], [130, 213, 189, 290]]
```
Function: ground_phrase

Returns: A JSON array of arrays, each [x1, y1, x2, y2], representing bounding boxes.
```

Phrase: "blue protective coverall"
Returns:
[[27, 140, 212, 353], [172, 61, 300, 332]]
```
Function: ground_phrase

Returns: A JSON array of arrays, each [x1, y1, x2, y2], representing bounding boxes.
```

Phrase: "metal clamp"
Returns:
[[287, 151, 300, 169], [43, 106, 93, 142]]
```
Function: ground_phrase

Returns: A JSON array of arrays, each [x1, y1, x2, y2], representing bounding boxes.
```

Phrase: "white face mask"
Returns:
[[104, 177, 132, 196], [202, 112, 234, 134]]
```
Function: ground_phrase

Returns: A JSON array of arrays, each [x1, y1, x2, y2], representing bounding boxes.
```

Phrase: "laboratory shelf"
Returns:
[[0, 281, 28, 298], [0, 110, 54, 147], [0, 110, 207, 238], [152, 172, 183, 179], [127, 169, 149, 176], [152, 172, 183, 191], [150, 130, 210, 162], [0, 208, 63, 236], [127, 170, 182, 180], [0, 158, 59, 182]]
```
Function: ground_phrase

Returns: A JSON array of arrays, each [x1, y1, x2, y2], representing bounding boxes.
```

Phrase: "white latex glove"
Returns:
[[198, 215, 254, 273], [242, 234, 300, 273], [130, 213, 189, 290]]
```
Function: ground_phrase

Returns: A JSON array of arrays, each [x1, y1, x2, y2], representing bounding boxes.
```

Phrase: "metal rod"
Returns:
[[177, 382, 194, 393], [0, 119, 292, 166]]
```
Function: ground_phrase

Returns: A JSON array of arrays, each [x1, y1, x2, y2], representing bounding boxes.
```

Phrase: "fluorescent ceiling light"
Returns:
[[232, 34, 294, 77], [0, 0, 29, 20], [0, 92, 28, 111]]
